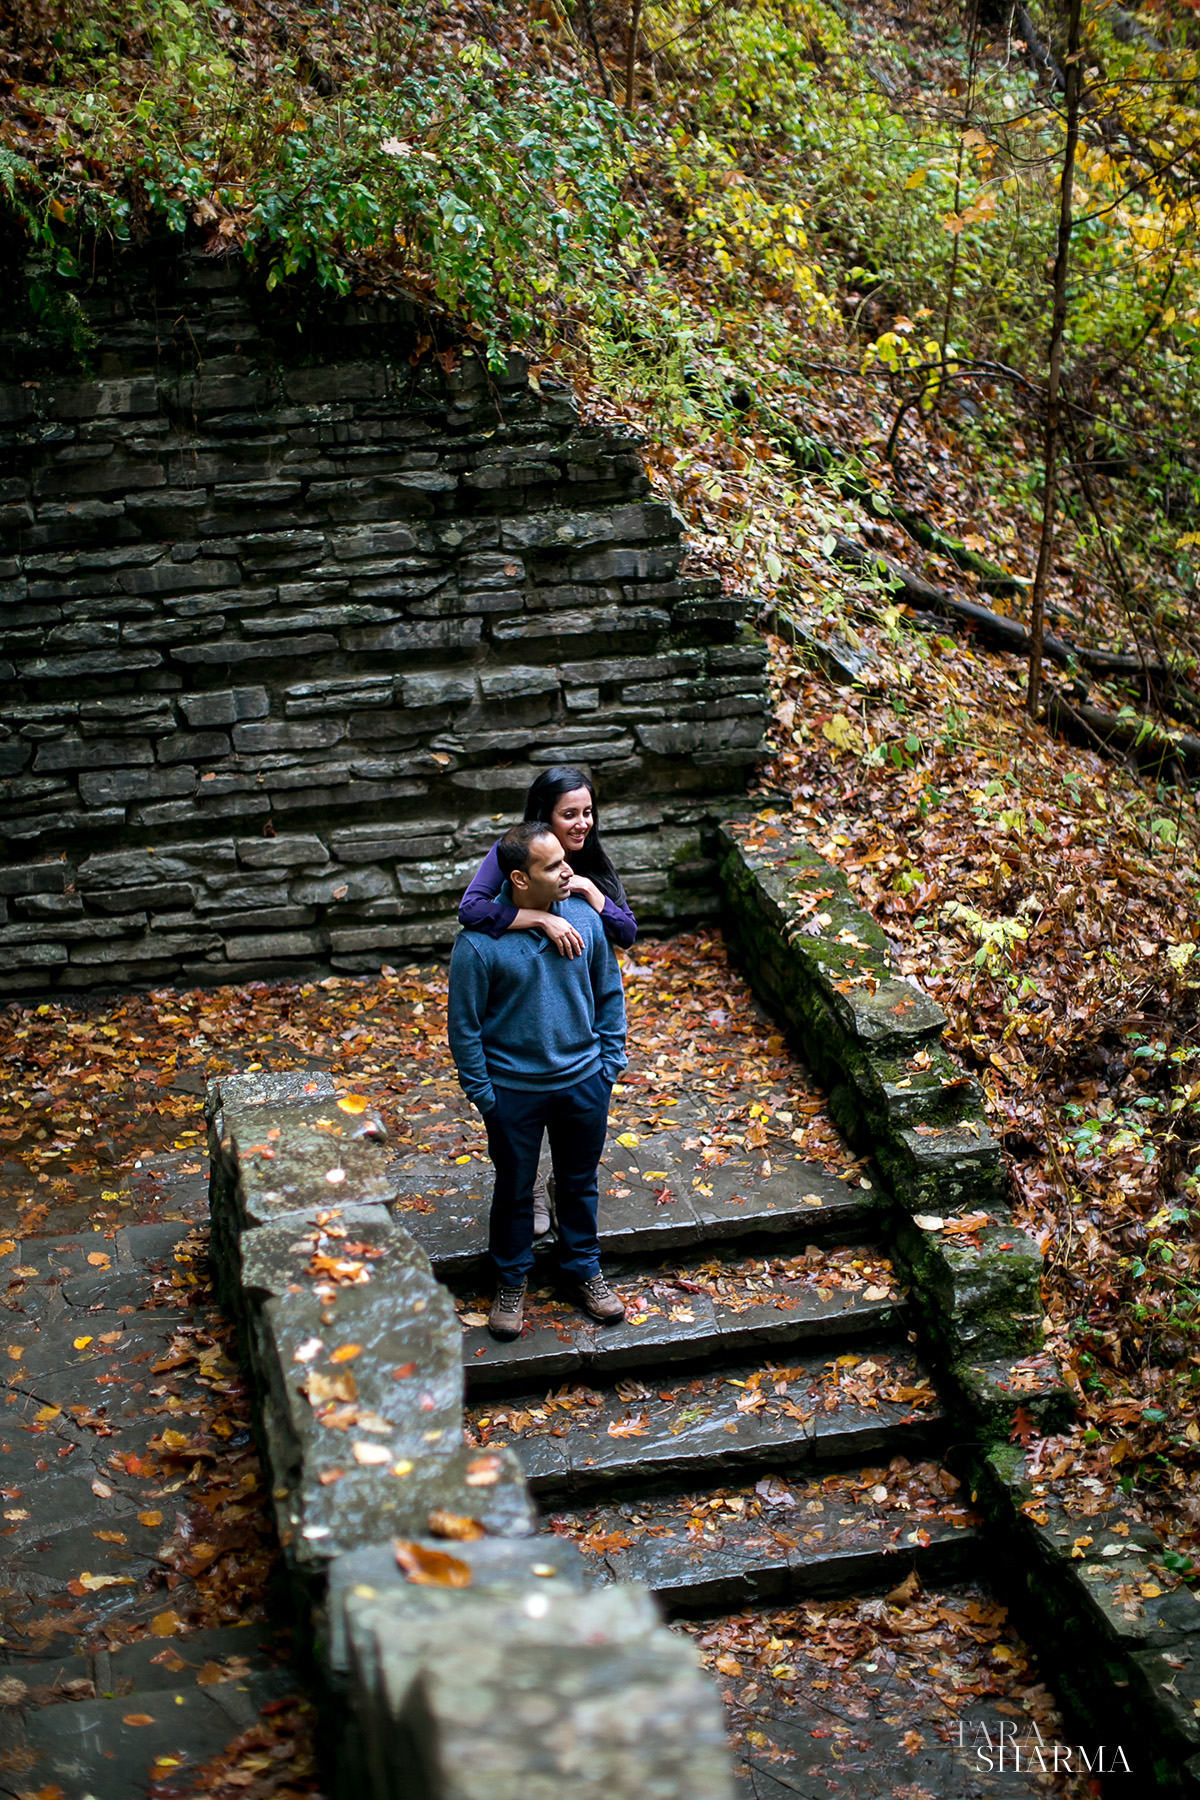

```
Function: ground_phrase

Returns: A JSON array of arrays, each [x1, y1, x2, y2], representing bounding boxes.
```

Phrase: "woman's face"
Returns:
[[549, 787, 594, 855]]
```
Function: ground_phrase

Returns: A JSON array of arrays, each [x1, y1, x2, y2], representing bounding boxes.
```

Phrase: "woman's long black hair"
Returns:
[[523, 766, 627, 904]]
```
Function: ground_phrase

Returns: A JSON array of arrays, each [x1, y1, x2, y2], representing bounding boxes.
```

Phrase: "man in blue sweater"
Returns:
[[448, 820, 628, 1341]]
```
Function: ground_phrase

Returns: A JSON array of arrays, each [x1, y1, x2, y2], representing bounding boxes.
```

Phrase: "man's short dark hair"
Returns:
[[497, 821, 557, 882]]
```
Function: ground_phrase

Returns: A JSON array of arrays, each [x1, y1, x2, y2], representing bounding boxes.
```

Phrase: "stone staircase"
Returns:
[[394, 1093, 985, 1632]]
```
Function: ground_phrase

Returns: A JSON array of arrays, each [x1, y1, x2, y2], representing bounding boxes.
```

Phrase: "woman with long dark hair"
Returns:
[[458, 765, 637, 956]]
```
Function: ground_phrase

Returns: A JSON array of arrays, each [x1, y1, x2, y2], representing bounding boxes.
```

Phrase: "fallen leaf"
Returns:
[[123, 1712, 155, 1726], [887, 1569, 921, 1607], [352, 1441, 391, 1465], [150, 1610, 182, 1637], [427, 1508, 486, 1541], [330, 1343, 363, 1364], [394, 1540, 473, 1588]]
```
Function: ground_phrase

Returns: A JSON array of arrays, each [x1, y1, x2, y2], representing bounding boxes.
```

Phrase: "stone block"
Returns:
[[33, 735, 155, 772], [479, 666, 560, 700], [637, 719, 763, 758], [0, 942, 68, 967], [341, 619, 481, 655], [17, 649, 163, 680], [492, 607, 669, 642], [79, 766, 197, 807], [329, 824, 457, 863], [237, 834, 330, 868], [460, 551, 526, 588], [284, 677, 395, 717], [290, 866, 395, 905], [118, 558, 239, 596], [172, 635, 338, 664], [342, 1582, 732, 1800], [399, 670, 477, 709], [180, 687, 270, 727], [156, 730, 232, 764], [330, 526, 420, 562], [233, 720, 345, 753], [284, 364, 388, 405], [224, 929, 331, 961], [77, 696, 178, 735]]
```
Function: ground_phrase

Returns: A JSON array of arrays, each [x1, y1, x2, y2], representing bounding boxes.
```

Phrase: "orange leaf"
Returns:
[[337, 1094, 369, 1114], [138, 1510, 163, 1527], [330, 1343, 363, 1363], [150, 1610, 182, 1638], [123, 1713, 155, 1726], [394, 1540, 473, 1588], [427, 1508, 486, 1541]]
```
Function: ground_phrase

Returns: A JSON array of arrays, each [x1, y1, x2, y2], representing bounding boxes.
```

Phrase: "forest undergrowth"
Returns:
[[2, 0, 1200, 1579]]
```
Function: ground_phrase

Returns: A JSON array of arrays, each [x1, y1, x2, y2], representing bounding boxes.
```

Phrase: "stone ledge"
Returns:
[[205, 1068, 731, 1799], [717, 809, 1198, 1793]]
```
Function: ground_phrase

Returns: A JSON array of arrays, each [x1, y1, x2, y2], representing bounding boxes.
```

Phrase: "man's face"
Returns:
[[514, 832, 572, 912]]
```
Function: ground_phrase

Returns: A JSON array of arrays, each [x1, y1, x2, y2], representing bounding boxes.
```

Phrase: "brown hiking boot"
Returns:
[[488, 1281, 526, 1341], [575, 1273, 625, 1324]]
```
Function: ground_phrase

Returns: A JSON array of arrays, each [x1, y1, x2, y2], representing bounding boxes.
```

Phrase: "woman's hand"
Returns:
[[567, 874, 605, 914], [534, 912, 586, 957]]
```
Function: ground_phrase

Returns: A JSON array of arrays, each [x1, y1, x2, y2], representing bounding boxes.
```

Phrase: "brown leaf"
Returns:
[[427, 1509, 486, 1541], [149, 1610, 182, 1638], [394, 1540, 473, 1588], [887, 1569, 921, 1607]]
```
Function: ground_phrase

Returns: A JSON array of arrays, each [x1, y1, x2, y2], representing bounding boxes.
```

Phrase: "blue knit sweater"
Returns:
[[447, 895, 627, 1114]]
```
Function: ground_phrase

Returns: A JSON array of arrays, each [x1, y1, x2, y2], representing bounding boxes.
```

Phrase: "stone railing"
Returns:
[[0, 248, 767, 994], [718, 808, 1200, 1791], [206, 1068, 732, 1798]]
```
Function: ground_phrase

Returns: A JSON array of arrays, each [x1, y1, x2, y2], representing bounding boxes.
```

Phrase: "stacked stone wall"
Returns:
[[0, 252, 768, 991]]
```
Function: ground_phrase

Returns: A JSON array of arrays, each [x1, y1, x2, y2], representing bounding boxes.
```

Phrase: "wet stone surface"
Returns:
[[453, 1239, 905, 1393], [233, 1202, 534, 1568], [550, 1462, 981, 1614], [463, 1346, 945, 1501], [0, 944, 1086, 1798]]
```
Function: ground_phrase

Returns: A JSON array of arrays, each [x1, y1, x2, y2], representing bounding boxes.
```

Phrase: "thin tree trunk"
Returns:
[[580, 0, 614, 103], [1027, 0, 1083, 718], [625, 0, 643, 118]]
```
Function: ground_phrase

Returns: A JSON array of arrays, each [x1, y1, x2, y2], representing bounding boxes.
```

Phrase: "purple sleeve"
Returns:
[[458, 840, 519, 938], [601, 894, 638, 949]]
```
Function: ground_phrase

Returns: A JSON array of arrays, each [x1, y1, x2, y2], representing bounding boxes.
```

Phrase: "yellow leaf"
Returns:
[[5, 1345, 22, 1361], [616, 1132, 640, 1148], [904, 169, 927, 189], [150, 1610, 182, 1637], [822, 714, 862, 755], [79, 1571, 135, 1590], [1141, 1582, 1163, 1598], [337, 1094, 369, 1114], [74, 1336, 94, 1351], [34, 1405, 61, 1423], [0, 1241, 15, 1257]]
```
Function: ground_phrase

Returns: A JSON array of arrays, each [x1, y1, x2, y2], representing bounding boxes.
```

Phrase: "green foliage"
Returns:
[[2, 0, 641, 354]]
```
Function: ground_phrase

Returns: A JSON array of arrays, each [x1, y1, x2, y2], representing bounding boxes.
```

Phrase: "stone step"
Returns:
[[455, 1238, 906, 1394], [0, 1626, 296, 1800], [392, 1150, 877, 1280], [464, 1344, 944, 1503], [549, 1470, 981, 1613]]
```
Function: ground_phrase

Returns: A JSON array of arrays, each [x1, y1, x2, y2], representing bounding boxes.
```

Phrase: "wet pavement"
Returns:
[[0, 941, 1084, 1798]]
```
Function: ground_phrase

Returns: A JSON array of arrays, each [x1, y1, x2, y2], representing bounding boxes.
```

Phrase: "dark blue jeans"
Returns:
[[484, 1069, 611, 1287]]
